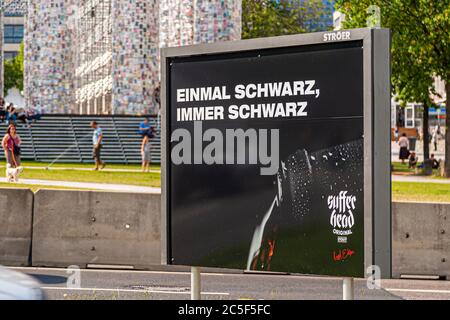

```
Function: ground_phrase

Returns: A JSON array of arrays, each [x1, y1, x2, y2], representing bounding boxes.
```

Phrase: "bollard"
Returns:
[[191, 267, 201, 300], [343, 277, 354, 300]]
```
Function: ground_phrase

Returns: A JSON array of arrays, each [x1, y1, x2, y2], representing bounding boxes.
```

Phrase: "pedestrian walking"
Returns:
[[432, 126, 440, 151], [398, 133, 409, 164], [2, 124, 21, 168], [141, 133, 152, 172], [91, 121, 105, 170]]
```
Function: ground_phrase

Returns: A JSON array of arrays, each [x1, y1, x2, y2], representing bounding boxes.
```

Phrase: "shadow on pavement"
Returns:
[[28, 273, 67, 285]]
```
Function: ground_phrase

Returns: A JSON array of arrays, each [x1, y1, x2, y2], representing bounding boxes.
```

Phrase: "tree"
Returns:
[[4, 42, 24, 96], [242, 0, 328, 39], [336, 1, 450, 176]]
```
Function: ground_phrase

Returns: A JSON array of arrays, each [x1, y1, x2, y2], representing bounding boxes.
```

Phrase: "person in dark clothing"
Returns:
[[26, 108, 42, 123], [408, 152, 417, 169], [430, 154, 440, 170], [17, 108, 30, 127], [6, 104, 17, 124]]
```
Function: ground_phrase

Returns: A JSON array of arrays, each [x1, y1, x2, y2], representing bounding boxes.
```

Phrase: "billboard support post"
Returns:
[[191, 267, 201, 300], [342, 277, 354, 300]]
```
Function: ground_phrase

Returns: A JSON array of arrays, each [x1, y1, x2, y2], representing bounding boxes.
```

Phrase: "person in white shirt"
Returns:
[[91, 121, 106, 170], [398, 133, 409, 164], [432, 125, 440, 151]]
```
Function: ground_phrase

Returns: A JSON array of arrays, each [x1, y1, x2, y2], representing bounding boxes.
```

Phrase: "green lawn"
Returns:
[[2, 181, 447, 203], [392, 181, 450, 203], [0, 160, 161, 187], [1, 179, 448, 203], [392, 162, 414, 173], [392, 161, 442, 177], [18, 169, 161, 187]]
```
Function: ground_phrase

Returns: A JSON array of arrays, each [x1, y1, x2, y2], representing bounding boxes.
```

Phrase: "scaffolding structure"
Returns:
[[76, 0, 113, 114]]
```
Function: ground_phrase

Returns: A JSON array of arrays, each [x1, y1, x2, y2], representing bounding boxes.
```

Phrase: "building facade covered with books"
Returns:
[[23, 0, 242, 115]]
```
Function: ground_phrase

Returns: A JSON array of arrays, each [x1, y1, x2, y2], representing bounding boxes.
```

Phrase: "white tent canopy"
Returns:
[[5, 87, 25, 108]]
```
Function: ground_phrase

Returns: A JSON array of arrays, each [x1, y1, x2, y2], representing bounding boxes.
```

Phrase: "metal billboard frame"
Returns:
[[161, 28, 391, 279]]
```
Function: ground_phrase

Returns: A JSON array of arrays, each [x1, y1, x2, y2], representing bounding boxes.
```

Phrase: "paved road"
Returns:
[[10, 267, 450, 300]]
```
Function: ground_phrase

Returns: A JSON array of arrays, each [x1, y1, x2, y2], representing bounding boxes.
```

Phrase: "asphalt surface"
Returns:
[[10, 267, 450, 300]]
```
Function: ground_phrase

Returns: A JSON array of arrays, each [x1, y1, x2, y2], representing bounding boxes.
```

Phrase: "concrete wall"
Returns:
[[392, 201, 450, 278], [1, 185, 450, 277], [0, 189, 34, 266], [32, 190, 161, 269]]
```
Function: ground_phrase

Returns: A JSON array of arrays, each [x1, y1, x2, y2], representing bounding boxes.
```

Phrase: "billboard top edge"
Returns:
[[161, 28, 388, 59]]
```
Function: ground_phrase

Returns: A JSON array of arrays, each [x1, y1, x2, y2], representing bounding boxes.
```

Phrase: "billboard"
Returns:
[[162, 29, 391, 278]]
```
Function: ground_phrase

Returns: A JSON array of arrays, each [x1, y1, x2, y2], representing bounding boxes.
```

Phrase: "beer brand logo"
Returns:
[[328, 191, 356, 237]]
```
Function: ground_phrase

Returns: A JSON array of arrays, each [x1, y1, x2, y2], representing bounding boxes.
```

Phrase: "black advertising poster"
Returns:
[[167, 41, 366, 277]]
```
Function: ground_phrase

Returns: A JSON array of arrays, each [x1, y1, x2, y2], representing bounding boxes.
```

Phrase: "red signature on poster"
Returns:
[[333, 249, 355, 261]]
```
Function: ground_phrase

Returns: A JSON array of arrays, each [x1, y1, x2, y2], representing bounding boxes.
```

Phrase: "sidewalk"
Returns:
[[0, 165, 161, 173], [392, 175, 450, 184], [0, 178, 161, 193]]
